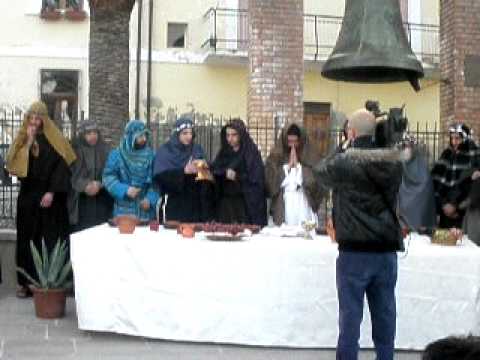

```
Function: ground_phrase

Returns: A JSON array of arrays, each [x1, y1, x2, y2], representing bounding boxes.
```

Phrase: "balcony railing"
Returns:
[[202, 8, 439, 65]]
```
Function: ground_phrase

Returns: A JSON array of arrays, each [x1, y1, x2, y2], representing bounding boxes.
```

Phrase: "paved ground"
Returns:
[[0, 287, 422, 360]]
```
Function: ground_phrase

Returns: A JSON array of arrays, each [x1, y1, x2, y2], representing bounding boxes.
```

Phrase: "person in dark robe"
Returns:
[[431, 123, 479, 228], [154, 117, 213, 223], [211, 119, 267, 226], [265, 123, 323, 226], [398, 141, 436, 233], [0, 154, 7, 283], [0, 154, 11, 185], [68, 120, 113, 232], [103, 120, 160, 221], [462, 177, 480, 245], [6, 101, 76, 298]]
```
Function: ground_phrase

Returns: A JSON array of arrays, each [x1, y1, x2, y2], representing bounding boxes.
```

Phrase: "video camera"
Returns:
[[365, 100, 408, 148]]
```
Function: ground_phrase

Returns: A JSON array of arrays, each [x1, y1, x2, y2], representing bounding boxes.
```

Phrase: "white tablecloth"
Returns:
[[71, 225, 480, 349]]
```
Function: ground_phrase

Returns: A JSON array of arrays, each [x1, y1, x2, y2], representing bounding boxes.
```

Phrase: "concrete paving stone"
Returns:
[[145, 340, 226, 358], [218, 346, 325, 360], [0, 323, 48, 342], [1, 338, 75, 359], [73, 333, 151, 358], [0, 287, 423, 360]]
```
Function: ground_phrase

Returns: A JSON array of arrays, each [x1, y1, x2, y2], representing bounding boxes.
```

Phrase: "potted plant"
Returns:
[[17, 239, 73, 319], [40, 0, 62, 21], [65, 0, 87, 21]]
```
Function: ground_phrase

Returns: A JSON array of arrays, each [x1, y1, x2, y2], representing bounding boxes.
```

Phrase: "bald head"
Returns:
[[349, 109, 376, 137]]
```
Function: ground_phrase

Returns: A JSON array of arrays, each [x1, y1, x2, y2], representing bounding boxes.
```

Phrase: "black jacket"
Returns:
[[315, 136, 404, 252]]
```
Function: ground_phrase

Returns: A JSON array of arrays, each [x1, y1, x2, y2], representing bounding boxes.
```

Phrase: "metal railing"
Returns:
[[202, 8, 440, 65], [1, 109, 448, 223], [0, 108, 76, 224]]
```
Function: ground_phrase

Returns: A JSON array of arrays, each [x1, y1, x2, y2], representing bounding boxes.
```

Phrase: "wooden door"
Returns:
[[303, 102, 331, 158]]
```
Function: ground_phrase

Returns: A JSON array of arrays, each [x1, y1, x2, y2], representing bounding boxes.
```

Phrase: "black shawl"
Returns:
[[398, 145, 436, 230], [212, 119, 267, 226]]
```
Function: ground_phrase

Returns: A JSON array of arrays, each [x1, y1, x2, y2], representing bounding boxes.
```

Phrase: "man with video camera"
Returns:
[[315, 109, 404, 360]]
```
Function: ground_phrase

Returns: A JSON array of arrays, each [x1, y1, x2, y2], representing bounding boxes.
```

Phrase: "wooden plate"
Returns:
[[205, 233, 245, 241], [164, 220, 180, 229]]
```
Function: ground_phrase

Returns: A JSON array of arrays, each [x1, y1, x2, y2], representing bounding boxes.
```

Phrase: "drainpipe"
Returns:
[[146, 0, 153, 128], [135, 0, 143, 120]]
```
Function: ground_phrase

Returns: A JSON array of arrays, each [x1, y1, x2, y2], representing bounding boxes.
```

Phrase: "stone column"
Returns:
[[440, 0, 480, 136], [248, 0, 304, 129]]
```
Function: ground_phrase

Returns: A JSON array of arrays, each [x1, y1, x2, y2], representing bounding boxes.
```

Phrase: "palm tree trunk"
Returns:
[[88, 0, 136, 145]]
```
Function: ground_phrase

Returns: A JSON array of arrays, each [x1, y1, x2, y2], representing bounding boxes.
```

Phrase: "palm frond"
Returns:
[[30, 241, 47, 287], [16, 267, 41, 288]]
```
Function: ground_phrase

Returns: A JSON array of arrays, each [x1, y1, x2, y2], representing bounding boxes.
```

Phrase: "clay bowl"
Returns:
[[149, 220, 160, 232], [115, 215, 139, 234], [179, 224, 195, 238], [164, 220, 180, 230]]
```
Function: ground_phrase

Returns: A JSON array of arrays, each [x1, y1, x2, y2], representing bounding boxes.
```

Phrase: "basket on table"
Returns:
[[431, 229, 463, 246]]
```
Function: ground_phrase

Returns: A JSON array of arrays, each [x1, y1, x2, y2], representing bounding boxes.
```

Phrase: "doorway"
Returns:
[[303, 102, 331, 158]]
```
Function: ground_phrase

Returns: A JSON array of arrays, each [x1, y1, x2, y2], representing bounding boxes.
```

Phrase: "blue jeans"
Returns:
[[336, 251, 398, 360]]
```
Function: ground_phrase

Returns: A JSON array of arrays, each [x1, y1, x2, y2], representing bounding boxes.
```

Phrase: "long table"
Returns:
[[71, 225, 480, 349]]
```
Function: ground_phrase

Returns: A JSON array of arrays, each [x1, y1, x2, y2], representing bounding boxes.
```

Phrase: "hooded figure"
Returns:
[[463, 179, 480, 246], [153, 117, 213, 222], [211, 119, 267, 226], [68, 120, 113, 232], [0, 154, 11, 185], [265, 123, 323, 226], [103, 120, 159, 221], [6, 101, 76, 297], [431, 123, 479, 228], [398, 142, 436, 232]]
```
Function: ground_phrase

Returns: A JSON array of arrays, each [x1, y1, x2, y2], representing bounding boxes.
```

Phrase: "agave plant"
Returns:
[[17, 239, 73, 290]]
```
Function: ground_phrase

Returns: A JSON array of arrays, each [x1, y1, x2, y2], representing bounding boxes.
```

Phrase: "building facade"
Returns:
[[0, 0, 440, 134]]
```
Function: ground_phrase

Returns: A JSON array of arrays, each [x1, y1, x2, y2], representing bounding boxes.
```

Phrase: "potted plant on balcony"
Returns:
[[65, 0, 87, 21], [17, 239, 73, 319], [40, 0, 62, 21]]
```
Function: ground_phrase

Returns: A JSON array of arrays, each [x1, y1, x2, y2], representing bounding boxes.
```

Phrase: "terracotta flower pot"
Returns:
[[40, 9, 62, 21], [116, 215, 139, 234], [65, 9, 87, 21], [30, 287, 67, 319]]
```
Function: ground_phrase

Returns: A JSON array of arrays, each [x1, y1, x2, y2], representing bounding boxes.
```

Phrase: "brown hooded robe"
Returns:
[[265, 123, 323, 225]]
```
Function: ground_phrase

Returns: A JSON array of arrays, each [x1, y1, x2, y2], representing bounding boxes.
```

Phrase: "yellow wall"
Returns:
[[421, 0, 439, 25], [133, 63, 440, 129], [304, 0, 344, 16], [305, 72, 440, 128], [151, 0, 218, 49], [134, 63, 248, 120]]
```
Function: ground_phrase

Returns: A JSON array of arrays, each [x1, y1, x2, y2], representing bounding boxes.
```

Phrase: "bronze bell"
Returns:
[[321, 0, 424, 91]]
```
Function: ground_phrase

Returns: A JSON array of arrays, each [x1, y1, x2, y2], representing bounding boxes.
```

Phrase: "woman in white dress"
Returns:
[[265, 123, 323, 226]]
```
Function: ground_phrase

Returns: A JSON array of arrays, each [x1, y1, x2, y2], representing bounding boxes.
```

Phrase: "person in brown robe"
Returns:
[[265, 123, 323, 226]]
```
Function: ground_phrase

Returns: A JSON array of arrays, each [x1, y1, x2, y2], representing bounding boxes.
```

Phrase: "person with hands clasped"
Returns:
[[265, 123, 322, 226], [68, 120, 113, 232]]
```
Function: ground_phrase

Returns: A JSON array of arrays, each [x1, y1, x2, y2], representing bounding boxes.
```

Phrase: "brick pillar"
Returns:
[[247, 0, 304, 129], [440, 0, 480, 137]]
